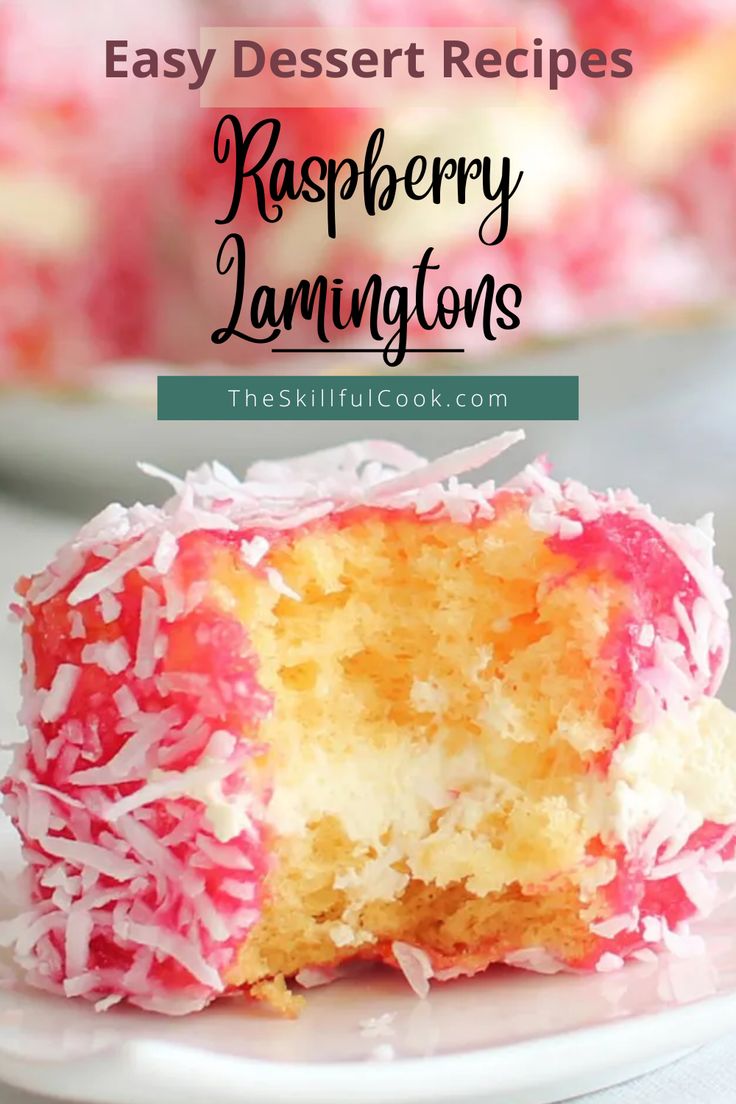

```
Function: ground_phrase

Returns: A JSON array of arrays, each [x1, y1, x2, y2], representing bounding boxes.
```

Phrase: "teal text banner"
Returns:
[[157, 375, 579, 421]]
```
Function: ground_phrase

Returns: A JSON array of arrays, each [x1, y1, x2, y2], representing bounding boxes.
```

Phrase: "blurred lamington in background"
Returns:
[[0, 0, 735, 384]]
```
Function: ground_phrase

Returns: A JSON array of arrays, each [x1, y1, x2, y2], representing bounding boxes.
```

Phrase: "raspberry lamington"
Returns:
[[3, 431, 735, 1014]]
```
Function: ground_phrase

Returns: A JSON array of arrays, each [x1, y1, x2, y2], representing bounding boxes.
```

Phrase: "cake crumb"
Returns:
[[359, 1012, 396, 1038], [250, 976, 305, 1018]]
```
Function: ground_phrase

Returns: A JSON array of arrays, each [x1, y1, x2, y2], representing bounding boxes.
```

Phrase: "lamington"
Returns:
[[2, 431, 735, 1015]]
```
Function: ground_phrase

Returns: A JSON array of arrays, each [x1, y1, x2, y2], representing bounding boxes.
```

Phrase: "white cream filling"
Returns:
[[260, 695, 736, 945], [266, 739, 490, 844], [604, 697, 736, 850]]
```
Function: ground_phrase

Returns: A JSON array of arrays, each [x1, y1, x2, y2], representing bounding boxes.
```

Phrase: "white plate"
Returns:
[[2, 817, 736, 1104]]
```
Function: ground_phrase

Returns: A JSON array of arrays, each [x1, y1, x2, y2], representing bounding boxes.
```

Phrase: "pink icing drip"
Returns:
[[548, 512, 704, 746]]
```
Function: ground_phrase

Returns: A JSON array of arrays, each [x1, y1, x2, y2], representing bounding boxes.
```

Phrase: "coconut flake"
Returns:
[[64, 908, 93, 977], [631, 948, 658, 964], [27, 548, 87, 606], [30, 781, 85, 810], [68, 534, 158, 606], [114, 814, 185, 882], [113, 685, 139, 718], [191, 892, 229, 942], [161, 575, 186, 623], [557, 516, 584, 540], [590, 912, 639, 939], [132, 990, 211, 1016], [25, 784, 52, 840], [220, 878, 256, 902], [295, 966, 338, 989], [265, 567, 301, 602], [28, 725, 47, 769], [153, 531, 179, 575], [194, 834, 254, 871], [504, 948, 564, 974], [69, 611, 86, 639], [63, 973, 99, 998], [596, 952, 625, 973], [81, 640, 130, 675], [366, 431, 525, 501], [38, 836, 143, 881], [134, 587, 161, 679], [14, 910, 65, 958], [120, 947, 154, 994], [67, 711, 174, 785], [113, 914, 222, 991], [98, 590, 121, 624], [95, 993, 123, 1012], [137, 462, 186, 494], [661, 921, 706, 959], [240, 536, 270, 567], [642, 916, 664, 943], [105, 759, 229, 821], [40, 665, 80, 723], [679, 867, 719, 915], [392, 941, 433, 998]]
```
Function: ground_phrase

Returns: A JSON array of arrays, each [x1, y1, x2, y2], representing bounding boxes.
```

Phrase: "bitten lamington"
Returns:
[[2, 431, 736, 1015]]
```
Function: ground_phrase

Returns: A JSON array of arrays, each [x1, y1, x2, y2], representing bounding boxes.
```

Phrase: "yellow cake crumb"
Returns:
[[213, 506, 630, 992], [249, 975, 305, 1017]]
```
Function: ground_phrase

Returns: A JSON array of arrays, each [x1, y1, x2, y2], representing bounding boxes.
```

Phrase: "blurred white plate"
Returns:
[[2, 819, 736, 1104]]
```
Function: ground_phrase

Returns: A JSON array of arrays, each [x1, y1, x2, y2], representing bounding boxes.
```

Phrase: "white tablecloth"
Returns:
[[1, 494, 735, 1104]]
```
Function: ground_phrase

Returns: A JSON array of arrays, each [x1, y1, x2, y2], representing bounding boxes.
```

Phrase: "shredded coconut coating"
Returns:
[[1, 431, 733, 1013]]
